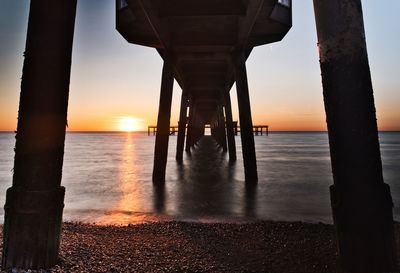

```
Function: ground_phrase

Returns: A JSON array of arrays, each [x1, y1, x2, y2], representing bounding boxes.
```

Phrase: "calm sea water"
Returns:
[[0, 131, 399, 225]]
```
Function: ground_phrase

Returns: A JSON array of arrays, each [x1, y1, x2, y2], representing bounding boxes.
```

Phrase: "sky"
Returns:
[[0, 0, 399, 131]]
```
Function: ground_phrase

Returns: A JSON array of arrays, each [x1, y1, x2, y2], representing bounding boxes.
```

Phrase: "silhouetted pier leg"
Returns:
[[234, 122, 238, 136], [313, 1, 396, 272], [176, 93, 187, 161], [191, 112, 198, 148], [191, 111, 203, 147], [1, 1, 77, 270], [185, 105, 194, 152], [224, 92, 237, 161], [152, 58, 174, 182], [219, 106, 227, 152], [234, 54, 258, 182]]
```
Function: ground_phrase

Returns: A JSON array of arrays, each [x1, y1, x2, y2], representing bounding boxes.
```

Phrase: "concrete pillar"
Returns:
[[2, 0, 77, 270], [176, 93, 187, 161], [191, 110, 202, 147], [233, 121, 238, 136], [153, 183, 165, 213], [313, 1, 396, 272], [210, 114, 219, 145], [185, 105, 194, 152], [218, 106, 227, 152], [233, 53, 258, 183], [224, 92, 237, 161], [152, 58, 174, 182]]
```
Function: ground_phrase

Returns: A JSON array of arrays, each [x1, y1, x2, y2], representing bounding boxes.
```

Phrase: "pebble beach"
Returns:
[[1, 221, 340, 272]]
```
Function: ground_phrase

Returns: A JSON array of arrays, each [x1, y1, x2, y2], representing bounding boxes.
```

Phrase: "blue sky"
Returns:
[[0, 0, 399, 131]]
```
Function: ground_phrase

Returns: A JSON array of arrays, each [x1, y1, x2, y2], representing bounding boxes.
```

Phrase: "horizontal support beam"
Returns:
[[159, 0, 246, 17]]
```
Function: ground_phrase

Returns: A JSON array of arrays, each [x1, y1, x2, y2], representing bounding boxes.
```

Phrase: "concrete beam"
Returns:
[[159, 0, 246, 17], [238, 0, 265, 45]]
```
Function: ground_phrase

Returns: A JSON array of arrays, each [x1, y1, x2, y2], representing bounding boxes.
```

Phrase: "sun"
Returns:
[[119, 116, 142, 132]]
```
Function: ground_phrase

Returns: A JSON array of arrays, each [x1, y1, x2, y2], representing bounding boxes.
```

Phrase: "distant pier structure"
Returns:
[[2, 0, 397, 272], [147, 124, 269, 136]]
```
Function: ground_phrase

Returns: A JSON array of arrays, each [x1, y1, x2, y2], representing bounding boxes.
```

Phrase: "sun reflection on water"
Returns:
[[100, 133, 158, 225]]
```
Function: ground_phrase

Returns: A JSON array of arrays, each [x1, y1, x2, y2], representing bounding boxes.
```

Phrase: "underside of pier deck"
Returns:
[[116, 0, 291, 182]]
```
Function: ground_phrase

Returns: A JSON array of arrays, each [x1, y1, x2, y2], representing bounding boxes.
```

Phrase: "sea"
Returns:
[[0, 131, 399, 225]]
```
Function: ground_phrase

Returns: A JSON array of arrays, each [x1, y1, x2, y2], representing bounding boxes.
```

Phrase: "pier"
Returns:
[[2, 0, 397, 272], [147, 124, 269, 136]]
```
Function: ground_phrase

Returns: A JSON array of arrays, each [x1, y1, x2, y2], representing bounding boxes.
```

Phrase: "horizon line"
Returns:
[[1, 130, 399, 133]]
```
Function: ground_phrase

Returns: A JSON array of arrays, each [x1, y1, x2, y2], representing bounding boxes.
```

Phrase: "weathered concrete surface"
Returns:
[[2, 0, 77, 269], [313, 0, 397, 272]]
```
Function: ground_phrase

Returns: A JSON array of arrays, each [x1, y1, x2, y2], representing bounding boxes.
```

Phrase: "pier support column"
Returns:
[[185, 105, 194, 152], [218, 106, 227, 152], [152, 58, 174, 182], [176, 93, 187, 161], [234, 122, 238, 136], [191, 112, 202, 147], [313, 1, 396, 272], [233, 53, 258, 182], [2, 0, 77, 270], [224, 92, 237, 161]]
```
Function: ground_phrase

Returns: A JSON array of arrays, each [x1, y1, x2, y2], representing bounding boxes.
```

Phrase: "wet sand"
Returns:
[[1, 221, 340, 272]]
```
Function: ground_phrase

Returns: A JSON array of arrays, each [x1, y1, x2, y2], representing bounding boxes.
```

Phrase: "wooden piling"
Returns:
[[152, 58, 174, 182], [233, 53, 258, 183], [2, 0, 77, 270], [313, 1, 397, 272]]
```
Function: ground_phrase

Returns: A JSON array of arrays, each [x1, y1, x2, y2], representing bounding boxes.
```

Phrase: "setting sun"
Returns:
[[119, 116, 143, 132]]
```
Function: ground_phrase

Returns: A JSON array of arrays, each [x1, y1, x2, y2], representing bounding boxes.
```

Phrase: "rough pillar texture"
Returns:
[[234, 54, 258, 182], [152, 59, 174, 182], [2, 0, 77, 270], [224, 92, 236, 161], [313, 1, 397, 272], [176, 93, 187, 161]]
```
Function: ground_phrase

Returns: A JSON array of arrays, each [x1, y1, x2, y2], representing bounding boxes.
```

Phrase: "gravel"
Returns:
[[0, 220, 340, 272]]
